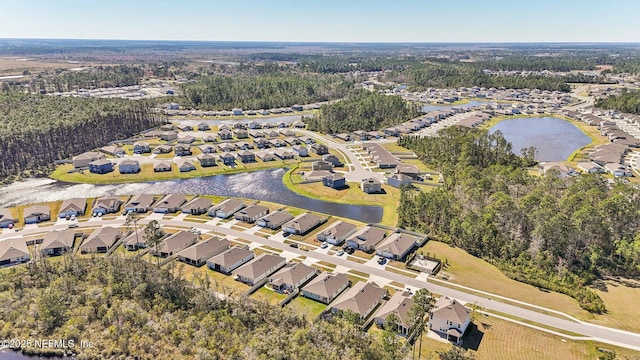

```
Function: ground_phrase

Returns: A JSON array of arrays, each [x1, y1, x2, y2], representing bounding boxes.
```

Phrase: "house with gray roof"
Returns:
[[124, 194, 155, 213], [0, 238, 29, 267], [316, 221, 358, 246], [376, 232, 418, 261], [177, 236, 230, 267], [374, 291, 414, 336], [301, 272, 350, 304], [234, 204, 269, 223], [331, 282, 387, 320], [429, 297, 471, 345], [269, 262, 318, 292], [207, 246, 255, 274], [80, 227, 121, 253], [208, 199, 245, 218], [92, 196, 122, 216], [387, 173, 413, 188], [58, 198, 86, 218], [23, 205, 51, 224], [123, 229, 146, 251], [72, 151, 104, 168], [119, 159, 141, 174], [41, 229, 76, 256], [182, 197, 213, 215], [153, 194, 187, 213], [234, 253, 287, 286], [198, 153, 217, 167], [151, 231, 197, 258], [346, 226, 388, 252], [257, 210, 294, 230], [0, 208, 17, 228], [282, 213, 327, 235]]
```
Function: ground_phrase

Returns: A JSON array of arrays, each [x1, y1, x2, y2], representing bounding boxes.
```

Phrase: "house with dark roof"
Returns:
[[219, 129, 233, 140], [152, 194, 187, 213], [331, 282, 387, 320], [58, 198, 86, 218], [282, 213, 327, 235], [92, 196, 122, 216], [150, 231, 197, 258], [207, 246, 255, 274], [269, 262, 318, 292], [219, 152, 236, 166], [0, 238, 30, 267], [41, 229, 76, 256], [123, 229, 146, 251], [312, 160, 333, 171], [256, 210, 294, 230], [80, 227, 121, 253], [301, 272, 350, 304], [198, 153, 217, 167], [346, 226, 387, 252], [238, 150, 256, 163], [89, 159, 113, 174], [124, 194, 155, 213], [234, 204, 269, 223], [311, 143, 329, 155], [316, 221, 358, 246], [322, 173, 346, 189], [177, 236, 230, 267], [429, 297, 471, 345], [387, 173, 413, 188], [23, 205, 51, 224], [208, 199, 245, 218], [182, 197, 213, 215], [234, 254, 287, 286], [322, 154, 342, 167], [119, 159, 141, 174], [0, 208, 17, 228], [376, 232, 418, 261], [197, 122, 210, 131], [374, 291, 414, 336]]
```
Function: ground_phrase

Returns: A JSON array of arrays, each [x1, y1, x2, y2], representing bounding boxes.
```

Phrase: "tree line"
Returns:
[[179, 73, 352, 110], [45, 65, 145, 93], [306, 90, 421, 133], [596, 90, 640, 115], [398, 127, 640, 313], [0, 94, 161, 179]]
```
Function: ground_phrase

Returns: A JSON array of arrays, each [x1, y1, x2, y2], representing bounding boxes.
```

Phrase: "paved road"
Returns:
[[7, 217, 639, 351]]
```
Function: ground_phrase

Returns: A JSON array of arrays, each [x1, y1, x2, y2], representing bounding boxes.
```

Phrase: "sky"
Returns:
[[1, 0, 639, 42]]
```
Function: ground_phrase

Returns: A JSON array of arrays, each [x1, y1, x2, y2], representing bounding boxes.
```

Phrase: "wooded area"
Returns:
[[0, 94, 160, 179], [306, 90, 421, 133], [398, 127, 640, 313], [596, 91, 640, 115], [179, 73, 352, 110], [0, 257, 407, 360]]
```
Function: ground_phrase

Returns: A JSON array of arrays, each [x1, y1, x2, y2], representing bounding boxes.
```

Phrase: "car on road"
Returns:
[[300, 246, 308, 252], [336, 250, 345, 256], [289, 243, 298, 248], [70, 214, 77, 221], [189, 227, 201, 235], [68, 222, 78, 228]]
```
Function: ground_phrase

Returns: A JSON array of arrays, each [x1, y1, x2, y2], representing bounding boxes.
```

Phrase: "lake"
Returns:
[[489, 117, 592, 161], [0, 350, 66, 360], [0, 169, 383, 223]]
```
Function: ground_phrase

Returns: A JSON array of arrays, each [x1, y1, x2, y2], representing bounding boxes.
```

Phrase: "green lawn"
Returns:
[[287, 296, 328, 320], [251, 286, 288, 305]]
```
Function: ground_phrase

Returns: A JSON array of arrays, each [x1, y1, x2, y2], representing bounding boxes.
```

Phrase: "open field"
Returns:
[[251, 286, 287, 305], [417, 315, 640, 360], [287, 295, 327, 320]]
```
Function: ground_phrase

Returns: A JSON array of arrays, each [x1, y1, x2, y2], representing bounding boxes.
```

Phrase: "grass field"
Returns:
[[287, 296, 327, 320], [251, 286, 287, 305]]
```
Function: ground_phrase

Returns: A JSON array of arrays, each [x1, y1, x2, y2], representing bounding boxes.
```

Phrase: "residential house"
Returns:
[[247, 120, 261, 129], [255, 151, 275, 162], [249, 130, 265, 138], [376, 232, 418, 261], [395, 165, 421, 179], [387, 173, 413, 188], [153, 160, 172, 172], [153, 194, 187, 213], [58, 198, 86, 218], [238, 150, 256, 163], [268, 138, 286, 147], [304, 170, 332, 181], [316, 221, 358, 246], [374, 291, 414, 336], [331, 282, 387, 320], [234, 253, 286, 286], [119, 159, 141, 174], [202, 134, 218, 142], [429, 297, 471, 345], [299, 136, 314, 144], [322, 154, 342, 167], [234, 129, 249, 139], [301, 272, 350, 304], [232, 108, 244, 116], [198, 144, 216, 154], [207, 246, 255, 274], [41, 229, 75, 256], [269, 262, 318, 292], [335, 133, 351, 141], [181, 197, 213, 215], [92, 196, 122, 216], [124, 194, 155, 213], [577, 162, 604, 174], [292, 145, 309, 157], [197, 153, 217, 167], [282, 213, 327, 235], [123, 229, 146, 251], [254, 138, 270, 149], [219, 152, 236, 166], [177, 236, 230, 267], [0, 208, 17, 228], [347, 226, 387, 252], [352, 130, 369, 141], [361, 178, 382, 194], [605, 163, 631, 177], [153, 144, 173, 154], [23, 205, 51, 224], [160, 131, 178, 141], [176, 159, 196, 172], [99, 145, 125, 157], [197, 122, 210, 131], [284, 137, 300, 145], [174, 144, 192, 156], [234, 204, 269, 223], [218, 143, 236, 152], [88, 159, 113, 174], [311, 143, 329, 155], [80, 227, 121, 253], [160, 124, 175, 131], [322, 173, 346, 189], [150, 231, 197, 258], [235, 141, 254, 150], [312, 160, 333, 171], [256, 210, 294, 230], [133, 141, 151, 154], [219, 129, 233, 140], [176, 124, 193, 132], [208, 199, 245, 218], [72, 151, 105, 168], [0, 238, 30, 267], [274, 149, 295, 160]]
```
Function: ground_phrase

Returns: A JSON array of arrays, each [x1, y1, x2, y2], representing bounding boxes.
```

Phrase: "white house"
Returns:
[[429, 297, 471, 345]]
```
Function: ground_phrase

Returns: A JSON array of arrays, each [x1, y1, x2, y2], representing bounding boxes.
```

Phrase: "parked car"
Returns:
[[320, 243, 328, 249], [68, 222, 78, 228], [336, 250, 345, 256], [377, 257, 387, 265], [289, 243, 298, 248]]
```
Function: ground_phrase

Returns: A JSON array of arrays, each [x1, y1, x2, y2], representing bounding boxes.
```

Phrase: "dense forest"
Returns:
[[0, 257, 408, 360], [398, 127, 640, 313], [47, 65, 145, 92], [306, 90, 421, 133], [179, 73, 352, 110], [596, 90, 640, 115], [478, 56, 601, 72], [0, 94, 160, 179]]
